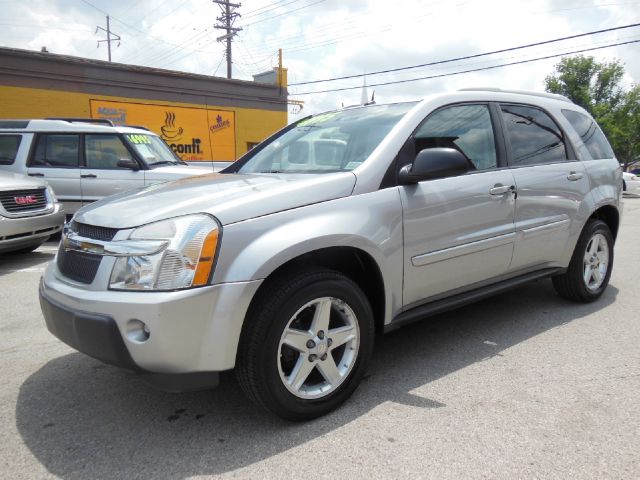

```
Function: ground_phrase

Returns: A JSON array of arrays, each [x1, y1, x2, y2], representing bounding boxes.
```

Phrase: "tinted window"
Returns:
[[85, 134, 133, 169], [562, 109, 614, 160], [414, 104, 497, 170], [31, 134, 80, 167], [0, 135, 21, 165], [501, 105, 567, 166], [238, 103, 416, 173]]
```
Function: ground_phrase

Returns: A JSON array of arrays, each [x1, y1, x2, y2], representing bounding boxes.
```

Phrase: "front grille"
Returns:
[[72, 222, 119, 241], [57, 222, 120, 284], [57, 247, 102, 284], [0, 187, 48, 213]]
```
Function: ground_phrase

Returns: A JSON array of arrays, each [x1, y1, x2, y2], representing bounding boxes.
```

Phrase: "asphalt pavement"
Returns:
[[1, 199, 639, 479]]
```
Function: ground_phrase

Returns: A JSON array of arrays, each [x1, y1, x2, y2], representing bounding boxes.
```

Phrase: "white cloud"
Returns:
[[0, 0, 638, 118]]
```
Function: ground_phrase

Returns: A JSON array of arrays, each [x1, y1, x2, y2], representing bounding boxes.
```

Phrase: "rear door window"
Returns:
[[0, 135, 21, 165], [500, 105, 568, 166], [30, 134, 80, 168], [562, 109, 614, 159]]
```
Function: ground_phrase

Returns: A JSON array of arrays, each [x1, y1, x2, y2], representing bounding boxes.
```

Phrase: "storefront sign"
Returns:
[[90, 99, 236, 161]]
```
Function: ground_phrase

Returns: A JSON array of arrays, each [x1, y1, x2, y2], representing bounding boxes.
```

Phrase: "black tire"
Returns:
[[236, 269, 375, 421], [552, 219, 614, 302]]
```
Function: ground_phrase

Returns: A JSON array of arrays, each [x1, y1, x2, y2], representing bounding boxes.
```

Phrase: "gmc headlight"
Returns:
[[109, 214, 220, 291], [45, 185, 58, 204]]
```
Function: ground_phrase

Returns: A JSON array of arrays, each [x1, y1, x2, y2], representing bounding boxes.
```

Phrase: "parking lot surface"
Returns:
[[1, 200, 639, 480]]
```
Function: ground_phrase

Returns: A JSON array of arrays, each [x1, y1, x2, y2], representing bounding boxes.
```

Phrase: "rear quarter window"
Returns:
[[0, 135, 22, 165], [562, 109, 615, 160]]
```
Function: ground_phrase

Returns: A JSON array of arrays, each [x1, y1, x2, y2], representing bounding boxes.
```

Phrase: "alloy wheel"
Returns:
[[277, 297, 360, 399]]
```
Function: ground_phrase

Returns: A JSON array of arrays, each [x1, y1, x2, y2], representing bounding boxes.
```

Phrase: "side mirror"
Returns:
[[117, 159, 140, 171], [398, 147, 470, 184]]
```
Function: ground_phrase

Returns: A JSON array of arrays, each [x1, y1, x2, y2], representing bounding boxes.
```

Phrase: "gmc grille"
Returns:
[[0, 188, 48, 214]]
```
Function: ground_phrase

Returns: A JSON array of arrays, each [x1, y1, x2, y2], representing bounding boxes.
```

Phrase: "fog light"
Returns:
[[126, 319, 150, 343]]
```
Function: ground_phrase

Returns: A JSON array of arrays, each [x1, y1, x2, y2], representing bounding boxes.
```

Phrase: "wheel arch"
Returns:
[[241, 246, 387, 341], [589, 204, 620, 241]]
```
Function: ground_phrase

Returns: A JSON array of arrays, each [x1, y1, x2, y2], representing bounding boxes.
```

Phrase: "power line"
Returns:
[[153, 32, 220, 68], [0, 23, 93, 32], [240, 0, 470, 58], [142, 28, 213, 67], [293, 39, 640, 95], [213, 54, 226, 76], [243, 0, 326, 27], [290, 23, 640, 86], [79, 0, 211, 64], [242, 0, 303, 19], [121, 0, 199, 63]]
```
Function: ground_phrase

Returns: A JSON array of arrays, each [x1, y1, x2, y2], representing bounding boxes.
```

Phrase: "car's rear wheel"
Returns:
[[236, 269, 374, 421], [552, 219, 613, 302]]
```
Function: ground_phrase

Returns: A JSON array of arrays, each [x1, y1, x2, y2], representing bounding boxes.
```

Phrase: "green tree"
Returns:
[[544, 55, 640, 167]]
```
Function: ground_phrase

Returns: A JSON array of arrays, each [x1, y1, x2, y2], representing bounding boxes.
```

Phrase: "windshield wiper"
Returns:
[[149, 160, 179, 166]]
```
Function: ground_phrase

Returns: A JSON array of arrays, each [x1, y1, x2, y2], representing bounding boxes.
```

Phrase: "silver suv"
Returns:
[[39, 89, 622, 420], [0, 171, 64, 254], [0, 119, 212, 214]]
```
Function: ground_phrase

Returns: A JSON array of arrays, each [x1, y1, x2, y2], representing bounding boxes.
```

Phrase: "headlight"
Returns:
[[45, 185, 58, 203], [109, 214, 220, 291]]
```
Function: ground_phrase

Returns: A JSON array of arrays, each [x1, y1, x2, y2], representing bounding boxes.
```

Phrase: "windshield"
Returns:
[[238, 103, 416, 174], [124, 133, 182, 167]]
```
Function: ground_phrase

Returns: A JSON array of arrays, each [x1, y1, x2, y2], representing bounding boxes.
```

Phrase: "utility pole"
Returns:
[[213, 0, 242, 79], [96, 15, 121, 62]]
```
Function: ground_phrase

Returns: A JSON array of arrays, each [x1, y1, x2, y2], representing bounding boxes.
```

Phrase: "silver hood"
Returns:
[[0, 171, 48, 190], [74, 172, 357, 228], [144, 164, 214, 181]]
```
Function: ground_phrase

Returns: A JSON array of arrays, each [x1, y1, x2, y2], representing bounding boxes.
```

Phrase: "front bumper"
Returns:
[[0, 205, 64, 253], [40, 261, 262, 378]]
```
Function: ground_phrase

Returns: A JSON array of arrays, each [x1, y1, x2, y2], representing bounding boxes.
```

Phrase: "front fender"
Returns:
[[212, 188, 405, 323]]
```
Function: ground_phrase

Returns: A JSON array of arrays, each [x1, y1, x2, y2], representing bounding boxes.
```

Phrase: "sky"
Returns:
[[0, 0, 639, 119]]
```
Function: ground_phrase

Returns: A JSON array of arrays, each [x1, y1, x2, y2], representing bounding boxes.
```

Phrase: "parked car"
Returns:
[[0, 118, 213, 214], [623, 171, 640, 196], [0, 171, 64, 254], [40, 89, 622, 420]]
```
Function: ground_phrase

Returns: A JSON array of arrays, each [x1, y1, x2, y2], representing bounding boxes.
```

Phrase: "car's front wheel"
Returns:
[[236, 269, 374, 421], [552, 219, 614, 302]]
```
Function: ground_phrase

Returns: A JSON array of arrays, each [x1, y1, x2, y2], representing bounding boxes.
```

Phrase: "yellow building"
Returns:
[[0, 47, 288, 163]]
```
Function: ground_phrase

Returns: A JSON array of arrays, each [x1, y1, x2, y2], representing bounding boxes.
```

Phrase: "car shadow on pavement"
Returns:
[[0, 249, 55, 277], [15, 279, 618, 479]]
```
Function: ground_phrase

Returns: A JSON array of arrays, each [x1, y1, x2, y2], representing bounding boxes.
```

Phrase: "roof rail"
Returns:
[[45, 117, 115, 126], [121, 124, 151, 131], [458, 88, 573, 103]]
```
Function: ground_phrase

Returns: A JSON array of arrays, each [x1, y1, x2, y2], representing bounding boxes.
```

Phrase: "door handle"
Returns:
[[81, 174, 97, 179], [28, 173, 44, 177], [489, 185, 515, 195], [567, 171, 583, 181]]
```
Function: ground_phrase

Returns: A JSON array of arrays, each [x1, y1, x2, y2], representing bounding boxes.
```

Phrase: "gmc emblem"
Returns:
[[14, 195, 38, 205]]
